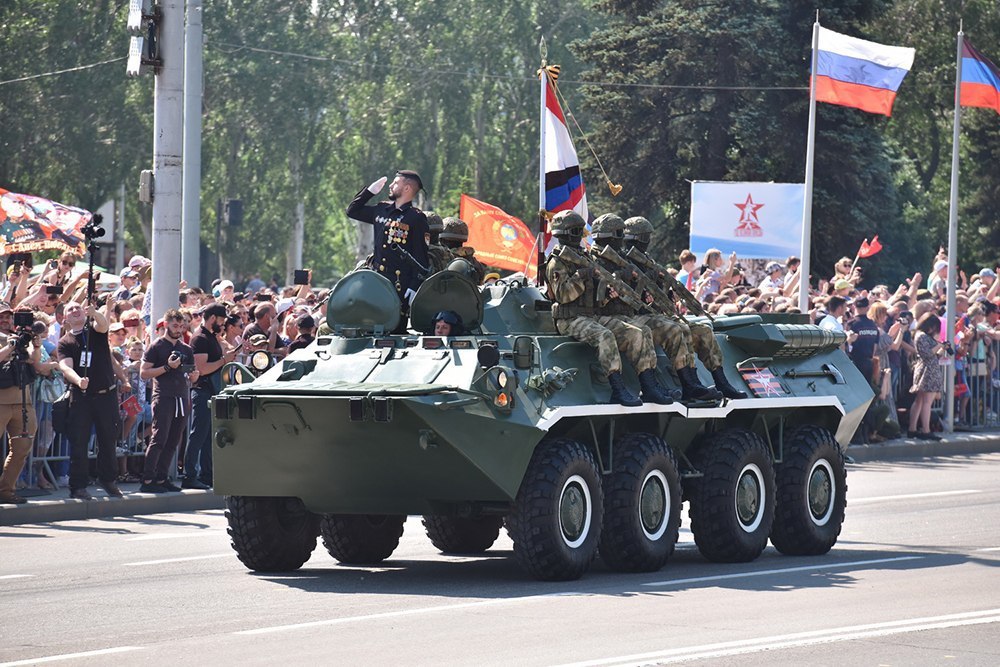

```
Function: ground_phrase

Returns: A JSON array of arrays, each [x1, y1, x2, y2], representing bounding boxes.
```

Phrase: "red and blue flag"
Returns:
[[814, 27, 915, 116], [543, 77, 588, 219], [960, 41, 1000, 115]]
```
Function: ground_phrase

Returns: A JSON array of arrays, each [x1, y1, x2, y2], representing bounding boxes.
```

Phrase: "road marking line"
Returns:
[[554, 609, 1000, 667], [123, 553, 232, 566], [642, 555, 922, 587], [975, 546, 1000, 552], [236, 592, 580, 636], [0, 646, 144, 666], [125, 531, 224, 541], [851, 489, 982, 504], [0, 574, 34, 580]]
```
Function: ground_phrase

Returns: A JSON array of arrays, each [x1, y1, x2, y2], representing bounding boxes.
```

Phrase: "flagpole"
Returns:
[[537, 40, 548, 287], [798, 18, 820, 312], [944, 27, 964, 433]]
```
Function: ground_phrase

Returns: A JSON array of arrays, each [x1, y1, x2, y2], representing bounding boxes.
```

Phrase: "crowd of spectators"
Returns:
[[677, 246, 1000, 442], [0, 251, 326, 497]]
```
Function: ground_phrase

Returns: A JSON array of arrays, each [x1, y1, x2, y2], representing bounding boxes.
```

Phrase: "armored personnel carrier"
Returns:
[[214, 269, 873, 581]]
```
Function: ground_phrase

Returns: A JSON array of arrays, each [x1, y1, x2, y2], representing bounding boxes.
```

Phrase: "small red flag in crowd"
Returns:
[[858, 235, 883, 258]]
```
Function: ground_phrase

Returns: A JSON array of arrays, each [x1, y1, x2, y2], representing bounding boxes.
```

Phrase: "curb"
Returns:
[[847, 431, 1000, 463], [0, 485, 225, 526]]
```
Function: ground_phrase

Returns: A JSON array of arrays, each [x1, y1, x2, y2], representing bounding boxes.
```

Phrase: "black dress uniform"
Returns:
[[347, 189, 430, 302]]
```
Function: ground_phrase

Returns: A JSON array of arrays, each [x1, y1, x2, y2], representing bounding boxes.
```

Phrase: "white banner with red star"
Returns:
[[689, 181, 803, 259]]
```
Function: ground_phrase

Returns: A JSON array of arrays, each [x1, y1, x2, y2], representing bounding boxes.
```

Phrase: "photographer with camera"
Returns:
[[139, 309, 199, 493], [58, 301, 130, 500], [0, 305, 45, 504]]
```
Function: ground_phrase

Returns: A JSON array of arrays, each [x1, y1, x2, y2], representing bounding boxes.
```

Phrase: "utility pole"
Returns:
[[181, 0, 203, 287]]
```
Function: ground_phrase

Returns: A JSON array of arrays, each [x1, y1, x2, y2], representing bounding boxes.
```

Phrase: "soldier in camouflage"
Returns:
[[425, 212, 452, 273], [589, 213, 720, 402], [623, 216, 747, 399], [435, 217, 487, 284], [545, 210, 673, 407]]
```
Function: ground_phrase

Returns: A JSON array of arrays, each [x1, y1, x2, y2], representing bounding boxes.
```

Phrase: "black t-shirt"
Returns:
[[190, 325, 223, 391], [58, 327, 116, 394], [288, 333, 314, 353], [144, 336, 195, 399], [848, 314, 880, 378]]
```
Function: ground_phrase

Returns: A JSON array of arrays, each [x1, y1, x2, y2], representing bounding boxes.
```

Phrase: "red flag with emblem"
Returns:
[[858, 235, 882, 259], [460, 194, 538, 280]]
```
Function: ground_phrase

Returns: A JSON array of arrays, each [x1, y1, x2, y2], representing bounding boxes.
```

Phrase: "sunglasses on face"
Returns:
[[61, 261, 75, 267]]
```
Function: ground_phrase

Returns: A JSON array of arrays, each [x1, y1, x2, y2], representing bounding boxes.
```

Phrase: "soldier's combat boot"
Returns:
[[638, 369, 673, 405], [711, 367, 748, 399], [678, 366, 722, 401], [608, 371, 642, 407]]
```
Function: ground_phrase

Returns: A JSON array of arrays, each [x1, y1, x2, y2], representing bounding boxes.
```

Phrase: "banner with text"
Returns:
[[689, 181, 804, 259], [459, 194, 538, 279]]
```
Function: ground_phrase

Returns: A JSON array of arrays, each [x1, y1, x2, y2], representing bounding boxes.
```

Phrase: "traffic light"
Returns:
[[126, 0, 161, 77]]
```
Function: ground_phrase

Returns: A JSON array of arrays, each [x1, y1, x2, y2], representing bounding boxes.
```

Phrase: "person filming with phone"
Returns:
[[138, 309, 199, 494]]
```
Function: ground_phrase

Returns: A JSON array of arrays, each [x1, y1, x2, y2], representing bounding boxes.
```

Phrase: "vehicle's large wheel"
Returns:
[[225, 495, 320, 572], [422, 515, 504, 554], [320, 514, 406, 564], [770, 425, 847, 556], [687, 429, 776, 563], [599, 432, 681, 572], [507, 437, 603, 581]]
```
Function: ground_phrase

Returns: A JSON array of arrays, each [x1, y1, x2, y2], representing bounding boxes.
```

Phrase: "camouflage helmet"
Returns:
[[591, 213, 625, 239], [549, 210, 586, 237], [439, 217, 469, 243], [425, 211, 444, 234], [624, 216, 654, 241]]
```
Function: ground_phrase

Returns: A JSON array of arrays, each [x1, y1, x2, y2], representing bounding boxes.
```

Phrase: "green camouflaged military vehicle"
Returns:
[[214, 269, 873, 581]]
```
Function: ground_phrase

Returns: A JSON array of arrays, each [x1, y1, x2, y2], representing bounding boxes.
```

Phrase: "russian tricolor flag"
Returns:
[[814, 27, 915, 116], [960, 41, 1000, 115], [543, 77, 588, 219]]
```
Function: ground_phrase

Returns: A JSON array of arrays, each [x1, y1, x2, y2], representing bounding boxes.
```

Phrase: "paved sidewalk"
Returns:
[[3, 431, 999, 526]]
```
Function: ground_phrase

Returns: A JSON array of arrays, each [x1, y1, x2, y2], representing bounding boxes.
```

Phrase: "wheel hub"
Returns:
[[639, 471, 668, 540], [808, 459, 836, 525], [735, 464, 765, 532], [559, 475, 592, 548]]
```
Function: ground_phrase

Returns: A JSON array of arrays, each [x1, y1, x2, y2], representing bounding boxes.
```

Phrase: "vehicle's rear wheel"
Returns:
[[508, 437, 603, 581], [225, 495, 320, 572], [770, 425, 847, 555], [687, 429, 775, 562], [320, 514, 406, 564], [600, 432, 681, 572], [422, 515, 504, 554]]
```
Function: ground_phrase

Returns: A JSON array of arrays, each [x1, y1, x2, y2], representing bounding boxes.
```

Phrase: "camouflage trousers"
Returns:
[[555, 315, 657, 376], [629, 314, 693, 370], [689, 321, 723, 369]]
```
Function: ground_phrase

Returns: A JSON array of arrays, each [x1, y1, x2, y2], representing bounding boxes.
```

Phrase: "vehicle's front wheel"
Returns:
[[687, 429, 776, 562], [770, 425, 847, 555], [321, 514, 406, 564], [599, 432, 681, 572], [507, 437, 603, 581], [422, 515, 504, 554], [225, 495, 320, 572]]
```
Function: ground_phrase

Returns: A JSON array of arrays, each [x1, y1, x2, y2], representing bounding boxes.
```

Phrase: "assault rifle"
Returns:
[[389, 243, 431, 282], [555, 245, 646, 313], [625, 246, 712, 321], [596, 245, 682, 320]]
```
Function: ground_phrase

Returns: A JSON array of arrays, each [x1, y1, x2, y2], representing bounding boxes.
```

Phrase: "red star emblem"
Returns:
[[734, 194, 764, 228]]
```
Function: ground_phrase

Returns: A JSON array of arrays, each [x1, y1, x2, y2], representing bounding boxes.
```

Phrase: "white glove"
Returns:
[[367, 176, 388, 194], [404, 288, 417, 304]]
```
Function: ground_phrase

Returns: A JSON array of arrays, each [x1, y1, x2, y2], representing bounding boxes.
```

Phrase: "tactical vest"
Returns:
[[546, 255, 597, 319]]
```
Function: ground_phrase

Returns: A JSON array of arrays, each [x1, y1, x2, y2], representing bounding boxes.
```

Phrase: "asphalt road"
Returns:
[[2, 453, 999, 667]]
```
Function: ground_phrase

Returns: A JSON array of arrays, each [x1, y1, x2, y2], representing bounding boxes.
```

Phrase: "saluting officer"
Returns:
[[623, 216, 747, 399], [347, 170, 430, 305], [589, 213, 719, 401], [545, 210, 672, 407]]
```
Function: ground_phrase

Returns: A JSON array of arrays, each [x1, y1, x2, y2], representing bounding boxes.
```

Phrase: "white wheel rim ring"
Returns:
[[639, 469, 670, 541], [559, 474, 592, 549], [735, 463, 766, 533], [807, 458, 836, 526]]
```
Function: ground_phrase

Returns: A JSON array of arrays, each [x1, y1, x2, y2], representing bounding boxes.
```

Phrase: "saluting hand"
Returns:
[[367, 176, 388, 194]]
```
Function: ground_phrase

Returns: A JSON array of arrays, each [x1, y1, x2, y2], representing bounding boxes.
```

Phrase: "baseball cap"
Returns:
[[217, 279, 234, 292], [296, 314, 315, 330], [247, 333, 268, 347], [834, 279, 852, 291], [275, 298, 295, 317], [934, 260, 948, 272], [979, 268, 996, 279], [128, 255, 151, 269], [120, 268, 138, 279], [765, 261, 782, 274], [109, 321, 125, 332], [0, 303, 12, 315]]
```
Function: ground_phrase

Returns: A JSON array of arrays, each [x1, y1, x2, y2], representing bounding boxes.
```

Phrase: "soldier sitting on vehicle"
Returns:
[[588, 213, 719, 402], [623, 216, 747, 399], [436, 217, 487, 285], [545, 210, 673, 407]]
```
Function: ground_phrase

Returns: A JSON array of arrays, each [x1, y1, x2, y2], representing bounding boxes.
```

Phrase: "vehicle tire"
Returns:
[[225, 495, 320, 572], [599, 432, 681, 572], [770, 425, 847, 556], [422, 515, 504, 554], [687, 429, 775, 563], [507, 437, 603, 581], [320, 514, 406, 564]]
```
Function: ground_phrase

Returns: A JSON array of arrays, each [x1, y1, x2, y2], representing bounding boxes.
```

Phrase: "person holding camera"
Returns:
[[0, 305, 44, 504], [139, 309, 199, 493], [57, 301, 131, 500]]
